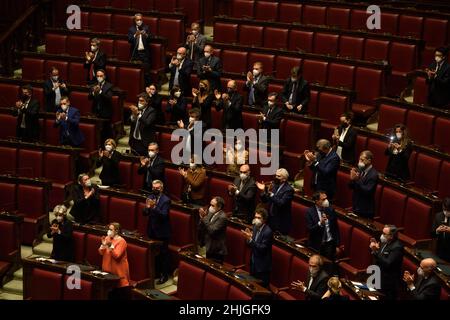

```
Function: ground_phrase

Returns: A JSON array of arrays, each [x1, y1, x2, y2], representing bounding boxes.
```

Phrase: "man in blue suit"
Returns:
[[143, 180, 171, 284], [257, 168, 294, 235], [54, 96, 84, 147], [128, 13, 152, 86], [306, 191, 340, 261], [304, 139, 340, 201], [242, 207, 273, 288]]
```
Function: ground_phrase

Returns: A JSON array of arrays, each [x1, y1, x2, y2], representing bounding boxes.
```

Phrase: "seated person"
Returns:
[[97, 138, 121, 187], [47, 205, 74, 262]]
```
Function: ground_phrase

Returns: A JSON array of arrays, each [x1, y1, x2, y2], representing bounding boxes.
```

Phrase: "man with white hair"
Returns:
[[256, 168, 294, 235], [403, 258, 441, 300]]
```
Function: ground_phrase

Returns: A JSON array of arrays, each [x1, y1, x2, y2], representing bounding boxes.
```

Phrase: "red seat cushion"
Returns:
[[176, 260, 206, 299], [289, 201, 309, 240], [227, 285, 251, 300], [337, 219, 353, 258], [327, 63, 355, 89], [248, 52, 274, 75], [225, 226, 248, 268], [0, 83, 20, 108], [117, 67, 143, 103], [317, 92, 348, 125], [279, 3, 302, 24], [255, 1, 278, 21], [45, 33, 67, 54], [350, 9, 368, 30], [0, 220, 17, 259], [401, 198, 432, 246], [63, 276, 93, 300], [378, 186, 407, 227], [72, 231, 86, 264], [302, 5, 326, 25], [85, 234, 103, 268], [127, 243, 149, 281], [31, 268, 62, 300], [231, 0, 255, 19], [288, 30, 313, 52], [158, 18, 183, 51], [313, 33, 339, 55], [338, 36, 364, 60], [423, 18, 448, 48], [366, 138, 389, 173], [0, 182, 16, 212], [108, 197, 137, 231], [207, 177, 233, 213], [17, 149, 43, 178], [438, 161, 450, 199], [202, 272, 231, 300], [0, 147, 17, 175], [327, 7, 351, 29], [111, 14, 133, 35], [399, 15, 423, 39], [414, 153, 442, 192], [406, 110, 435, 146], [434, 117, 450, 154], [164, 167, 184, 201], [22, 58, 45, 81], [275, 56, 301, 81], [270, 245, 292, 289], [302, 60, 328, 85], [377, 103, 407, 134], [239, 24, 263, 47], [214, 22, 238, 44], [89, 13, 112, 32], [44, 152, 72, 184], [169, 210, 194, 248], [66, 36, 90, 57], [68, 62, 86, 86], [334, 170, 353, 209], [364, 39, 390, 62], [264, 27, 288, 50]]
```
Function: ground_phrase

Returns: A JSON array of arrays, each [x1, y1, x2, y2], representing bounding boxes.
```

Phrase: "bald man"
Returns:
[[403, 258, 441, 300], [214, 80, 243, 129], [168, 47, 194, 97], [228, 164, 257, 223]]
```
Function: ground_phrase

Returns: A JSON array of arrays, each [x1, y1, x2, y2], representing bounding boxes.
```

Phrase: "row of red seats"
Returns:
[[0, 214, 21, 285]]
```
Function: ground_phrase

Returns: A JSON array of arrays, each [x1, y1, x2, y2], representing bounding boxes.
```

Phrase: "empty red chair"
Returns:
[[352, 67, 384, 120], [255, 1, 278, 21], [377, 186, 407, 227], [202, 272, 231, 300], [89, 13, 112, 32], [334, 170, 353, 209], [355, 135, 368, 160], [338, 36, 364, 60], [327, 63, 355, 89], [289, 201, 309, 241], [45, 33, 67, 54], [438, 161, 450, 199], [264, 27, 288, 50], [423, 18, 448, 48], [45, 152, 73, 207], [313, 33, 339, 55], [239, 24, 263, 47], [114, 39, 130, 61], [110, 0, 130, 9], [98, 38, 114, 58], [0, 83, 20, 108], [279, 3, 302, 23], [270, 245, 293, 292], [338, 227, 372, 279], [72, 230, 86, 264], [278, 256, 308, 300], [68, 91, 90, 115], [131, 0, 153, 11], [159, 18, 183, 52], [388, 42, 417, 96], [108, 197, 137, 231], [283, 120, 312, 177], [350, 9, 368, 31], [18, 184, 46, 245], [398, 15, 423, 39], [275, 56, 301, 81], [327, 7, 350, 29], [225, 226, 249, 270], [30, 268, 62, 300], [165, 167, 184, 201], [317, 92, 349, 125], [117, 67, 143, 103], [406, 110, 435, 146], [337, 219, 353, 258], [63, 276, 93, 300], [144, 16, 158, 35], [364, 39, 390, 62], [376, 13, 399, 35], [0, 219, 18, 277], [214, 22, 238, 43], [66, 35, 89, 57], [227, 285, 251, 300], [288, 30, 314, 53], [248, 52, 274, 74], [414, 153, 442, 192], [366, 137, 389, 173], [222, 50, 248, 74], [43, 119, 59, 145], [168, 209, 194, 261], [377, 103, 407, 134], [175, 260, 206, 299], [0, 182, 16, 211], [302, 60, 328, 85], [149, 43, 165, 71], [79, 123, 98, 154], [231, 0, 254, 19], [111, 14, 132, 35], [208, 177, 233, 213], [0, 147, 17, 175], [85, 234, 103, 267], [22, 58, 45, 80], [18, 149, 43, 178], [127, 243, 149, 283], [68, 62, 86, 86], [302, 5, 326, 25], [105, 65, 117, 85], [400, 198, 432, 247], [178, 0, 201, 25], [154, 0, 176, 12], [241, 111, 259, 131], [118, 161, 132, 189], [434, 117, 450, 154]]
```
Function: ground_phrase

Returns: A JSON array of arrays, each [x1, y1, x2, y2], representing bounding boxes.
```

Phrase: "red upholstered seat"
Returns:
[[242, 111, 259, 131], [231, 0, 255, 19], [118, 161, 132, 189], [31, 268, 62, 300], [389, 42, 417, 75], [202, 272, 231, 300], [239, 24, 263, 47], [398, 15, 423, 39], [337, 219, 353, 258], [338, 36, 364, 60], [327, 7, 351, 29], [22, 58, 45, 80], [264, 27, 288, 50], [68, 62, 86, 86], [255, 1, 278, 21], [0, 220, 17, 260], [63, 276, 93, 300], [282, 120, 312, 177], [400, 198, 432, 247], [72, 231, 86, 264], [0, 114, 16, 140], [352, 67, 383, 118], [313, 33, 339, 55], [18, 149, 43, 178], [270, 245, 292, 291], [127, 243, 149, 282], [350, 9, 368, 31], [115, 39, 131, 61], [66, 35, 89, 57], [413, 153, 442, 192], [111, 14, 133, 35], [79, 123, 98, 153], [366, 138, 389, 173], [67, 90, 90, 115], [317, 92, 348, 125], [289, 201, 309, 241], [208, 177, 233, 213], [355, 135, 368, 160], [178, 0, 201, 25], [43, 119, 60, 145], [131, 0, 153, 11], [117, 67, 143, 103], [154, 0, 176, 12], [302, 60, 328, 85], [334, 170, 353, 209], [165, 167, 183, 201], [279, 3, 302, 24], [0, 182, 16, 211], [438, 161, 450, 199], [225, 226, 249, 270], [108, 197, 137, 231], [377, 103, 407, 134], [85, 234, 103, 268], [248, 52, 274, 75], [434, 117, 450, 154], [227, 285, 251, 300], [376, 13, 399, 35], [406, 110, 435, 146], [45, 33, 67, 54], [0, 83, 19, 108], [0, 147, 17, 175], [377, 186, 407, 227], [364, 39, 390, 62], [136, 202, 147, 235], [278, 256, 309, 300], [327, 63, 355, 90], [288, 30, 313, 52], [302, 5, 326, 25], [176, 260, 206, 299], [423, 18, 448, 48], [45, 152, 73, 207], [98, 38, 114, 58], [158, 132, 181, 161], [214, 22, 238, 44], [158, 18, 183, 52], [222, 50, 248, 74], [413, 75, 427, 106], [275, 56, 301, 81], [110, 0, 130, 9], [169, 210, 194, 252], [338, 227, 372, 279], [89, 13, 112, 32]]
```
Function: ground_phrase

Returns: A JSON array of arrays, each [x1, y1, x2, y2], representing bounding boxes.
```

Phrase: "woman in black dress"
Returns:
[[166, 86, 187, 125], [192, 79, 214, 128], [385, 124, 412, 182], [47, 205, 74, 262], [97, 138, 121, 187]]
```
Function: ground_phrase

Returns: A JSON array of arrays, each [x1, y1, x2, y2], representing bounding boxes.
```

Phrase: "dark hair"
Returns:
[[213, 196, 225, 210], [170, 86, 181, 97], [138, 92, 149, 104], [110, 222, 121, 234], [50, 66, 59, 74], [20, 84, 33, 92], [96, 69, 106, 76], [312, 191, 326, 201], [255, 207, 268, 222], [443, 197, 450, 210], [385, 225, 399, 238], [394, 123, 410, 149], [291, 66, 301, 77], [341, 111, 354, 122], [189, 108, 201, 118], [361, 150, 374, 161], [435, 46, 449, 57], [268, 92, 278, 99]]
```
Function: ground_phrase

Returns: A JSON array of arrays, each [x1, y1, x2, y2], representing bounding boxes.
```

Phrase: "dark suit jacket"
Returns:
[[196, 55, 223, 91], [309, 150, 340, 199], [431, 211, 450, 261], [260, 103, 283, 131], [372, 239, 404, 294], [261, 182, 294, 235], [14, 98, 40, 141], [336, 125, 357, 164], [84, 50, 106, 83], [54, 106, 85, 147], [129, 106, 158, 154], [199, 210, 228, 256], [306, 206, 340, 251], [127, 24, 152, 57], [47, 218, 74, 262], [349, 166, 378, 219], [244, 74, 271, 107], [43, 79, 69, 112], [185, 33, 206, 63], [281, 77, 310, 114], [427, 60, 450, 109], [166, 96, 188, 124], [68, 184, 101, 224], [304, 270, 329, 300], [148, 93, 164, 125], [248, 224, 273, 273], [406, 274, 441, 300], [143, 193, 171, 239], [385, 140, 412, 182], [193, 93, 214, 128], [230, 176, 257, 220], [215, 91, 243, 130], [97, 150, 121, 186], [168, 58, 194, 97], [137, 155, 165, 191], [88, 81, 113, 119]]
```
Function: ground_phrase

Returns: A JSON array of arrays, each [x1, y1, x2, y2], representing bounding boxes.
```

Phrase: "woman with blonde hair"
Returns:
[[322, 277, 349, 301], [192, 79, 214, 128], [385, 124, 412, 182]]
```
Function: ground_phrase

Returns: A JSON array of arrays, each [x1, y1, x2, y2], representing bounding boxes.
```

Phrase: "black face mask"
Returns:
[[274, 177, 281, 185], [152, 189, 161, 196], [22, 94, 30, 101], [227, 88, 234, 95], [199, 87, 206, 92], [341, 122, 349, 128]]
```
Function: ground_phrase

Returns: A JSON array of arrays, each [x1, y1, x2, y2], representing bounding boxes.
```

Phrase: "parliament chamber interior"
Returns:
[[0, 0, 450, 302]]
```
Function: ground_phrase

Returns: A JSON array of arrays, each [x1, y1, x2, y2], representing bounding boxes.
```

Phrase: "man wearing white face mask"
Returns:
[[54, 96, 84, 147], [179, 155, 207, 206], [403, 258, 441, 300], [84, 38, 106, 85], [196, 44, 222, 91], [306, 191, 340, 261], [259, 92, 283, 144], [129, 93, 157, 156], [44, 66, 68, 112], [291, 255, 329, 300], [228, 164, 256, 223], [67, 173, 101, 224], [426, 46, 450, 109], [431, 197, 450, 262], [47, 205, 74, 262], [185, 22, 206, 64], [138, 142, 165, 192], [245, 62, 270, 107], [168, 47, 194, 97], [128, 13, 152, 86]]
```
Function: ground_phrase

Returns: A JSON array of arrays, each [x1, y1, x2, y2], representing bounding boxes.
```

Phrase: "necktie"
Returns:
[[146, 159, 154, 187], [289, 82, 297, 105], [249, 85, 255, 106], [89, 62, 94, 81], [307, 276, 314, 289], [133, 112, 142, 140], [239, 179, 244, 191]]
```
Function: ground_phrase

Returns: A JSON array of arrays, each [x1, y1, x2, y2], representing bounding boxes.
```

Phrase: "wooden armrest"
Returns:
[[273, 286, 290, 294], [230, 264, 246, 271], [177, 244, 194, 252], [133, 278, 153, 289], [336, 257, 351, 264]]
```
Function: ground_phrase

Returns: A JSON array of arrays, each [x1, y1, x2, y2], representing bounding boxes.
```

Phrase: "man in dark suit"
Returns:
[[214, 80, 243, 130], [291, 255, 329, 300], [43, 67, 69, 112], [242, 208, 273, 288], [196, 44, 222, 91], [306, 191, 340, 261], [228, 164, 257, 223], [426, 47, 450, 109], [370, 224, 404, 300], [14, 85, 40, 142], [137, 142, 165, 192], [403, 258, 441, 300], [84, 38, 106, 85], [282, 66, 310, 114], [304, 139, 340, 200], [143, 180, 171, 284], [68, 173, 101, 224], [54, 96, 84, 147], [128, 13, 152, 86], [145, 84, 164, 125], [431, 197, 450, 262], [259, 92, 284, 144], [89, 69, 113, 144], [349, 150, 379, 219], [198, 196, 228, 264], [244, 61, 270, 108], [257, 168, 294, 235], [168, 47, 194, 97], [185, 22, 207, 67], [129, 93, 157, 156], [332, 111, 357, 165]]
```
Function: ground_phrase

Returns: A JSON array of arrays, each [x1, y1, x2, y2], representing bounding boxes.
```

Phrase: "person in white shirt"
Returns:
[[332, 111, 357, 165]]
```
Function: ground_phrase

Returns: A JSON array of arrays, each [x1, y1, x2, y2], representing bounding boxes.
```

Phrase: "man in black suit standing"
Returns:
[[14, 85, 40, 142], [431, 197, 450, 262], [185, 22, 206, 68], [137, 142, 165, 192], [370, 224, 404, 300], [291, 255, 329, 300], [304, 139, 340, 201], [197, 44, 222, 92], [282, 66, 310, 114], [168, 47, 194, 97], [228, 164, 257, 223], [143, 180, 171, 284], [214, 80, 243, 130], [242, 208, 273, 288], [129, 93, 157, 156], [128, 13, 152, 86], [244, 61, 270, 108], [306, 191, 340, 261], [349, 150, 379, 219], [84, 38, 106, 85], [403, 258, 441, 300], [89, 69, 113, 144], [257, 168, 294, 235], [259, 92, 283, 144], [44, 67, 69, 112], [426, 47, 450, 109], [332, 111, 357, 165]]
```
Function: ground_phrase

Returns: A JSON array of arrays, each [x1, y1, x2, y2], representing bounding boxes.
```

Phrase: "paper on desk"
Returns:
[[368, 287, 376, 292], [36, 258, 57, 263], [351, 281, 363, 286], [91, 270, 109, 276], [368, 296, 378, 300], [295, 244, 304, 248]]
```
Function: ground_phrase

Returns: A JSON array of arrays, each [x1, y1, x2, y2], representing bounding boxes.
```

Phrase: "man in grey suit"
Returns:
[[185, 22, 206, 67], [228, 164, 256, 223], [198, 196, 228, 263], [197, 44, 223, 91]]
